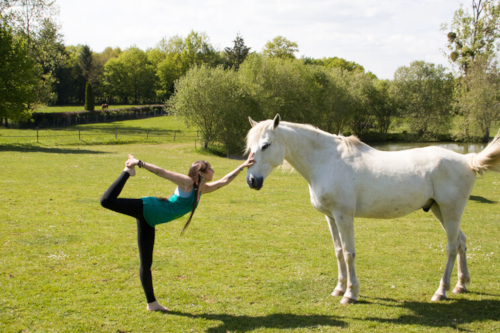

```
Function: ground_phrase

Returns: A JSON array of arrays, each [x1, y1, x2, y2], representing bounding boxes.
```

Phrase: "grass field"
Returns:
[[0, 115, 200, 147], [1, 118, 500, 332]]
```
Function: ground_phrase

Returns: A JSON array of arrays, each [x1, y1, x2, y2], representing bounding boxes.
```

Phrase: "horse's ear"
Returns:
[[249, 116, 258, 128], [273, 114, 281, 130]]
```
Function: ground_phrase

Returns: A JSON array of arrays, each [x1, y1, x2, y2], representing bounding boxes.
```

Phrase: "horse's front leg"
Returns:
[[325, 215, 347, 297], [332, 211, 359, 304]]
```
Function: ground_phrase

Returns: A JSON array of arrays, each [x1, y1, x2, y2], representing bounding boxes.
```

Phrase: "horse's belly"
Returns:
[[355, 195, 426, 219]]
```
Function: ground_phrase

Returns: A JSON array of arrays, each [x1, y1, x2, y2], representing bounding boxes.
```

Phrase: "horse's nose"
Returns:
[[246, 175, 263, 190]]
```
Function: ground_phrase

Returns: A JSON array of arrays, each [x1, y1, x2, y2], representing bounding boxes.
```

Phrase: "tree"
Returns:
[[391, 61, 454, 138], [171, 65, 257, 153], [454, 55, 500, 142], [443, 0, 500, 74], [263, 36, 299, 60], [309, 66, 352, 134], [3, 1, 63, 107], [1, 0, 59, 49], [78, 44, 92, 82], [84, 82, 94, 111], [303, 56, 366, 73], [345, 70, 379, 137], [224, 33, 251, 70], [238, 54, 317, 124], [0, 19, 37, 125], [103, 46, 156, 103]]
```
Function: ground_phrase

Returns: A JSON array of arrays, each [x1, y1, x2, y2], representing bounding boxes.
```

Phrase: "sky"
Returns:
[[56, 0, 465, 80]]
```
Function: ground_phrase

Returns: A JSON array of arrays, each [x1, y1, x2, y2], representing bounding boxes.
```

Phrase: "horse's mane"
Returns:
[[246, 119, 366, 153]]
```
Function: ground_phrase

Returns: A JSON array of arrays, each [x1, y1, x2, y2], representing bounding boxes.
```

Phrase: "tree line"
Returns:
[[2, 0, 500, 152]]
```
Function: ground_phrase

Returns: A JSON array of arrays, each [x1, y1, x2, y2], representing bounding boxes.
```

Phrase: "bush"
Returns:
[[84, 82, 94, 111]]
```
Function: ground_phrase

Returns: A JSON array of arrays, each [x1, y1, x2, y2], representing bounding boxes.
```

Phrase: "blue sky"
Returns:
[[57, 0, 464, 79]]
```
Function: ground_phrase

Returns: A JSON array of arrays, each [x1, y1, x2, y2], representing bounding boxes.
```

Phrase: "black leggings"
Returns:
[[100, 171, 157, 303]]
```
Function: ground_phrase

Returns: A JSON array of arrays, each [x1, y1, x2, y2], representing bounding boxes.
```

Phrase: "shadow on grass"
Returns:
[[469, 195, 497, 204], [360, 295, 500, 330], [167, 311, 346, 332], [0, 143, 107, 154]]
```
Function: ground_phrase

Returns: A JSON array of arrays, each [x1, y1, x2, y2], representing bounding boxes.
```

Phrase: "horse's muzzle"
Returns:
[[246, 175, 263, 190]]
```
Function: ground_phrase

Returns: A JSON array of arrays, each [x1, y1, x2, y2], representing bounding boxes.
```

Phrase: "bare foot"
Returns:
[[147, 301, 170, 312], [125, 154, 139, 168]]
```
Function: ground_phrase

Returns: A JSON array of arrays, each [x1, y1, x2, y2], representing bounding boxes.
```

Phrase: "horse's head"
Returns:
[[245, 114, 286, 190]]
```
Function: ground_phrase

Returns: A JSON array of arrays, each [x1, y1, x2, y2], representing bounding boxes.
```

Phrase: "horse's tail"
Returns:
[[469, 131, 500, 175]]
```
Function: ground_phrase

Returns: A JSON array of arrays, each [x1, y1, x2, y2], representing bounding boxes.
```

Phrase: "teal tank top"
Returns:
[[142, 187, 200, 227]]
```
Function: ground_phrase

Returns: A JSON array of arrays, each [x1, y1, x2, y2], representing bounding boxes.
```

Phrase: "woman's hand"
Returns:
[[239, 152, 256, 169]]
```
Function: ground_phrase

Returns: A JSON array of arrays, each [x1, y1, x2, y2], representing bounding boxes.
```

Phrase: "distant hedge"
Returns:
[[19, 105, 169, 128]]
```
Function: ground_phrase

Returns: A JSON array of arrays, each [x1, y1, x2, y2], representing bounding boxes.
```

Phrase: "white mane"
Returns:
[[245, 119, 366, 154]]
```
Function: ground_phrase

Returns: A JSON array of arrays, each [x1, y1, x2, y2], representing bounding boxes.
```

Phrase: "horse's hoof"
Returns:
[[340, 297, 356, 305], [452, 286, 468, 294], [431, 293, 447, 302], [332, 289, 345, 297]]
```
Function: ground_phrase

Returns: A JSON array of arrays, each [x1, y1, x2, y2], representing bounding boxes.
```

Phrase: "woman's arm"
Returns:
[[202, 153, 255, 194], [126, 155, 193, 190]]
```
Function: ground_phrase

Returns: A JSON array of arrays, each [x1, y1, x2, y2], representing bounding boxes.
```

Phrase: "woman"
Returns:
[[100, 153, 255, 311]]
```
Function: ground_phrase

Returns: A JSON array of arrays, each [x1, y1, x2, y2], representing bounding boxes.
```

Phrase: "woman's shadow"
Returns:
[[166, 311, 347, 332]]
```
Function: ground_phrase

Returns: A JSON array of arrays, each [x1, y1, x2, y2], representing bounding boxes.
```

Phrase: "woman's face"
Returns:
[[200, 163, 214, 181]]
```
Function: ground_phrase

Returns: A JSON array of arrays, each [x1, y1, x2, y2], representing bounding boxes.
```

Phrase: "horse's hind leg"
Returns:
[[326, 215, 347, 297], [453, 230, 470, 294], [430, 203, 469, 301]]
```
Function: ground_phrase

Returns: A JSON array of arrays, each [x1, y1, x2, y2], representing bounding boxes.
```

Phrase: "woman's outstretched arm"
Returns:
[[126, 155, 193, 191], [202, 153, 255, 194]]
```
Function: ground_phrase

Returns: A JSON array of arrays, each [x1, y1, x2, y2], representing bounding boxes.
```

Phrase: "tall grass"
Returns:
[[1, 119, 500, 332]]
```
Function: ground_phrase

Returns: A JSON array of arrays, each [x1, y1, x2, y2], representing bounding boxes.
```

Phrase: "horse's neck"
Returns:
[[280, 126, 339, 183]]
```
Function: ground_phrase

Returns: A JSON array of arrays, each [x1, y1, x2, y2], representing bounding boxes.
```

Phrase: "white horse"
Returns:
[[245, 114, 500, 304]]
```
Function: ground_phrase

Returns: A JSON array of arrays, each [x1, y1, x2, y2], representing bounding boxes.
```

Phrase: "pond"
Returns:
[[371, 141, 488, 154]]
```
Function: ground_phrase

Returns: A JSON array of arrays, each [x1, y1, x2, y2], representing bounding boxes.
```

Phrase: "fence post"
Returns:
[[115, 127, 117, 139], [174, 130, 176, 141], [36, 128, 39, 143], [79, 129, 81, 141], [147, 129, 149, 139]]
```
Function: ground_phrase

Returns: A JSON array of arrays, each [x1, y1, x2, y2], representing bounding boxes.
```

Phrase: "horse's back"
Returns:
[[317, 145, 476, 219]]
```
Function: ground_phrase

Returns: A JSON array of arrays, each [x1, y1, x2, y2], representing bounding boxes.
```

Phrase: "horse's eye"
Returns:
[[262, 143, 271, 151]]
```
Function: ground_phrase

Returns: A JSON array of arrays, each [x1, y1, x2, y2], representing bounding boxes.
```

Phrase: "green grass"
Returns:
[[0, 115, 200, 146], [1, 120, 500, 332]]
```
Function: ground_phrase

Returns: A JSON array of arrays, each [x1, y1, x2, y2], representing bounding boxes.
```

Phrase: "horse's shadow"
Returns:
[[166, 311, 346, 332], [469, 195, 497, 204], [360, 293, 500, 330], [167, 293, 500, 332]]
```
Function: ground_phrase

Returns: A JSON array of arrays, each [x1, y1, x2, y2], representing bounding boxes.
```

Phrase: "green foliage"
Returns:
[[171, 54, 398, 153], [103, 46, 156, 104], [238, 54, 316, 124], [78, 44, 92, 82], [443, 0, 500, 74], [84, 82, 94, 111], [224, 33, 251, 70], [304, 56, 366, 73], [454, 55, 500, 142], [391, 61, 454, 138], [0, 20, 37, 122], [171, 65, 258, 154], [263, 35, 299, 60]]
